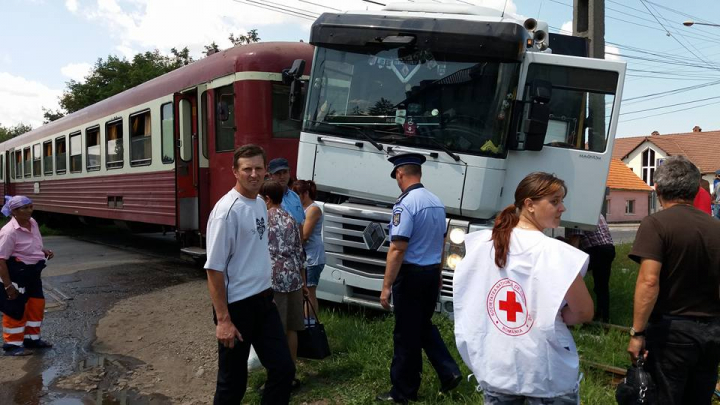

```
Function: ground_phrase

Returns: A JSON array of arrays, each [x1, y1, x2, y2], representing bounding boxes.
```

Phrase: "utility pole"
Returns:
[[573, 0, 606, 152]]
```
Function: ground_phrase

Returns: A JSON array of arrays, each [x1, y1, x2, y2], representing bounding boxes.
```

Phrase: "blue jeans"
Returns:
[[306, 264, 325, 287], [483, 391, 579, 405]]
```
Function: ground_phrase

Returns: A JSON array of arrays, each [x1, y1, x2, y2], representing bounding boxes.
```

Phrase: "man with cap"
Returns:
[[268, 158, 305, 229], [376, 153, 461, 404]]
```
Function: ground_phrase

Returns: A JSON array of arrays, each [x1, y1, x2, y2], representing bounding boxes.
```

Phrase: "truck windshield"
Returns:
[[304, 47, 520, 158]]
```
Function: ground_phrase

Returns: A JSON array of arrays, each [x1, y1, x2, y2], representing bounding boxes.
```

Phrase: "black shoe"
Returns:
[[375, 391, 408, 404], [23, 339, 53, 349], [291, 378, 301, 391], [440, 374, 462, 393]]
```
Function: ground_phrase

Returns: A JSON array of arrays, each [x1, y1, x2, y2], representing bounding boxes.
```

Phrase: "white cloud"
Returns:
[[605, 44, 622, 61], [561, 20, 573, 34], [82, 0, 312, 57], [65, 0, 78, 13], [0, 72, 61, 127], [60, 62, 92, 82]]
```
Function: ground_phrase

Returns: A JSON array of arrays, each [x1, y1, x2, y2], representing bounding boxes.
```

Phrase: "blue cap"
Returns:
[[388, 153, 426, 179], [268, 158, 290, 174]]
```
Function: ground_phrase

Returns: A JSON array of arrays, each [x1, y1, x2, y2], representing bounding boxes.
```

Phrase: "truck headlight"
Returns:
[[443, 221, 469, 271]]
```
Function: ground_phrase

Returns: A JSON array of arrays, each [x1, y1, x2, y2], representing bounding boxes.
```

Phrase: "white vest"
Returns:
[[453, 228, 589, 397]]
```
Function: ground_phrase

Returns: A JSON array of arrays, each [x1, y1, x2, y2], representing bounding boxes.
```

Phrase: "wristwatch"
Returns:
[[630, 327, 646, 337]]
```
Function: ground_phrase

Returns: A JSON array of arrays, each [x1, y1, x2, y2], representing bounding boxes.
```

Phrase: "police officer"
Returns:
[[376, 154, 461, 404]]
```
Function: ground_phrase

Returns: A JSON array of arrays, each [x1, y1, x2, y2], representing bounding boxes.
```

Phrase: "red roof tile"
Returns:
[[606, 158, 653, 191], [613, 130, 720, 174]]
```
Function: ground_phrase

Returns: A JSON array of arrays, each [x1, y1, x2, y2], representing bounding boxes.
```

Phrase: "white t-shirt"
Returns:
[[204, 188, 272, 303], [453, 228, 589, 397]]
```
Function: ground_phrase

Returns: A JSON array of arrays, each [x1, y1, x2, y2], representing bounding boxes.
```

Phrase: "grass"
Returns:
[[238, 243, 640, 404], [0, 216, 62, 236], [242, 243, 719, 404]]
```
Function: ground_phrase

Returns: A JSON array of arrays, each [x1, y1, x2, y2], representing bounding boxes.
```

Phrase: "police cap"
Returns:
[[388, 153, 426, 179]]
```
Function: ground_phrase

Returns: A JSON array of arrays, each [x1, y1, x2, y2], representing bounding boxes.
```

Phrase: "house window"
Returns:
[[23, 147, 31, 178], [70, 132, 82, 173], [130, 110, 152, 166], [32, 144, 41, 177], [106, 119, 123, 169], [215, 85, 235, 152], [86, 126, 101, 171], [641, 148, 656, 186], [625, 199, 635, 214], [56, 137, 67, 174], [161, 103, 174, 164], [43, 141, 53, 175]]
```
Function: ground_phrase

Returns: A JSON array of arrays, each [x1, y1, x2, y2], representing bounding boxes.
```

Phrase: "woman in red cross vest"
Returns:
[[453, 172, 594, 404], [0, 196, 54, 356]]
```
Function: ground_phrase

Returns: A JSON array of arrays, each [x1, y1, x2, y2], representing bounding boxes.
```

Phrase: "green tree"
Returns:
[[368, 98, 395, 116], [203, 42, 220, 56], [0, 123, 33, 142], [58, 49, 192, 113], [42, 107, 65, 123], [229, 29, 260, 46]]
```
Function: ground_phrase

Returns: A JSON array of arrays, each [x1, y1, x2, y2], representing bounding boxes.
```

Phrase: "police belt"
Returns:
[[400, 263, 441, 272]]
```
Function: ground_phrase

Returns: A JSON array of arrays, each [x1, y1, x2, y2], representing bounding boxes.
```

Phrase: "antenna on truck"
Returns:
[[501, 0, 509, 18]]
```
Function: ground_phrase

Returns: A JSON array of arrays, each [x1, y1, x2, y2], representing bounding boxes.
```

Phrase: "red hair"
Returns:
[[492, 172, 567, 268]]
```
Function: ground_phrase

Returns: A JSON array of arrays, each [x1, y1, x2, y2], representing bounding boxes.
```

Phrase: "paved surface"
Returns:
[[1, 232, 202, 405]]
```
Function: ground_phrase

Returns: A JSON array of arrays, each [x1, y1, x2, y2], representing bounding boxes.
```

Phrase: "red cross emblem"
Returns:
[[487, 278, 534, 336]]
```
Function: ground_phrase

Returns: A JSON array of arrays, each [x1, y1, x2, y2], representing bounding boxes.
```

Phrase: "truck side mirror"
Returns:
[[522, 80, 552, 151], [283, 59, 307, 121]]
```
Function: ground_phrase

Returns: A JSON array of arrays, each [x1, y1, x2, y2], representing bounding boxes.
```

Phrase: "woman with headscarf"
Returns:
[[453, 172, 594, 404], [0, 196, 54, 356]]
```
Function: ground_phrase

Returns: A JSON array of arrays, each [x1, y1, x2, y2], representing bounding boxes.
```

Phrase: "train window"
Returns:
[[56, 137, 67, 174], [14, 151, 21, 179], [32, 143, 41, 177], [272, 84, 301, 139], [161, 103, 174, 164], [23, 147, 31, 178], [201, 91, 208, 159], [130, 110, 152, 166], [215, 85, 235, 152], [106, 119, 123, 169], [86, 126, 101, 171], [43, 141, 53, 175], [70, 132, 82, 173]]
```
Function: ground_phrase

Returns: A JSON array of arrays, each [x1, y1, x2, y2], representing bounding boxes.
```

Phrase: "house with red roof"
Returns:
[[604, 158, 653, 223], [612, 126, 720, 214]]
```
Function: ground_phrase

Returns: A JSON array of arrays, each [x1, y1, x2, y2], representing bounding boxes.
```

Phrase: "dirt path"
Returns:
[[93, 279, 218, 404]]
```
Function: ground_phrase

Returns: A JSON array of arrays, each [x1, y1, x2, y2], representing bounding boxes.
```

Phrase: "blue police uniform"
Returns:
[[281, 189, 305, 225], [385, 154, 461, 402]]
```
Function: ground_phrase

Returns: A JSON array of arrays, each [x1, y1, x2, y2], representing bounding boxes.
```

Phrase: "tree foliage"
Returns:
[[0, 123, 33, 142], [46, 30, 260, 117]]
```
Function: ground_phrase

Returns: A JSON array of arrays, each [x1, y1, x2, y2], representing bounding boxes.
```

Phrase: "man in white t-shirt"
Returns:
[[205, 144, 295, 404]]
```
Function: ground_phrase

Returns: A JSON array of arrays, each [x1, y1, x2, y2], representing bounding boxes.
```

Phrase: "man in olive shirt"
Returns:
[[627, 156, 720, 405]]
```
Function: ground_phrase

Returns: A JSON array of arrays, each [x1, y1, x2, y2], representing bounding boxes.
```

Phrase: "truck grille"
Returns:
[[322, 202, 455, 298]]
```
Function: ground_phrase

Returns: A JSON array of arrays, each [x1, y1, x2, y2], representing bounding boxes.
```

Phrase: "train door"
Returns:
[[174, 91, 200, 246], [1, 150, 8, 196]]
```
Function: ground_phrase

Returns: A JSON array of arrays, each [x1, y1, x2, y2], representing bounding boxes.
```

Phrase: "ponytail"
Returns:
[[492, 204, 520, 268], [292, 179, 317, 200]]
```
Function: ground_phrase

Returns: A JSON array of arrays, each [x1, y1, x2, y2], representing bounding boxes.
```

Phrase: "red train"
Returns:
[[0, 42, 314, 251]]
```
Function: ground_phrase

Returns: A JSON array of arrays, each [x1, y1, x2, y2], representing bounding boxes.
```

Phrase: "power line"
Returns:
[[620, 98, 720, 122], [621, 95, 720, 115]]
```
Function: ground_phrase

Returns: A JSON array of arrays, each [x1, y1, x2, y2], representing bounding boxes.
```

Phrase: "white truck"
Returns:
[[290, 2, 626, 316]]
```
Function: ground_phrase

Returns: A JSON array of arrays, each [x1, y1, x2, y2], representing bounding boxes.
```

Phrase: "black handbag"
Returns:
[[297, 298, 331, 360], [616, 354, 657, 404]]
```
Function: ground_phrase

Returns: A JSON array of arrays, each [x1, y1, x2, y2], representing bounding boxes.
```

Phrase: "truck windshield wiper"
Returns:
[[373, 128, 461, 161], [307, 120, 384, 151]]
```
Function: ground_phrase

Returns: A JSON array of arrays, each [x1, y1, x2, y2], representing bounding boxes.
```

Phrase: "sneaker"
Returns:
[[4, 346, 33, 356], [23, 339, 53, 349], [375, 391, 408, 404]]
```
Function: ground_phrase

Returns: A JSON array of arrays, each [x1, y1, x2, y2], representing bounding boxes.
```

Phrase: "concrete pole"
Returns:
[[573, 0, 606, 152]]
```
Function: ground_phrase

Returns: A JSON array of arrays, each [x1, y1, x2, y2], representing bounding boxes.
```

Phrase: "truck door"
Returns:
[[174, 91, 200, 239], [502, 52, 626, 229]]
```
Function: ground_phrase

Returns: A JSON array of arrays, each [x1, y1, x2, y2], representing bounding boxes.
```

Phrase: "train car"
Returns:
[[0, 42, 314, 252]]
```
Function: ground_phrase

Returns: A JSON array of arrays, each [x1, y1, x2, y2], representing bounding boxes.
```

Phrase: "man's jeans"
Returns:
[[645, 316, 720, 405]]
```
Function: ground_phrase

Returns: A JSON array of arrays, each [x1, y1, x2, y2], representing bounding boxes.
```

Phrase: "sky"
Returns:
[[2, 0, 720, 139]]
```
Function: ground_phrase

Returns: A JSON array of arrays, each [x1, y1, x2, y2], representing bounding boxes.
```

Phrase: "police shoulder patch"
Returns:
[[392, 209, 403, 226]]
